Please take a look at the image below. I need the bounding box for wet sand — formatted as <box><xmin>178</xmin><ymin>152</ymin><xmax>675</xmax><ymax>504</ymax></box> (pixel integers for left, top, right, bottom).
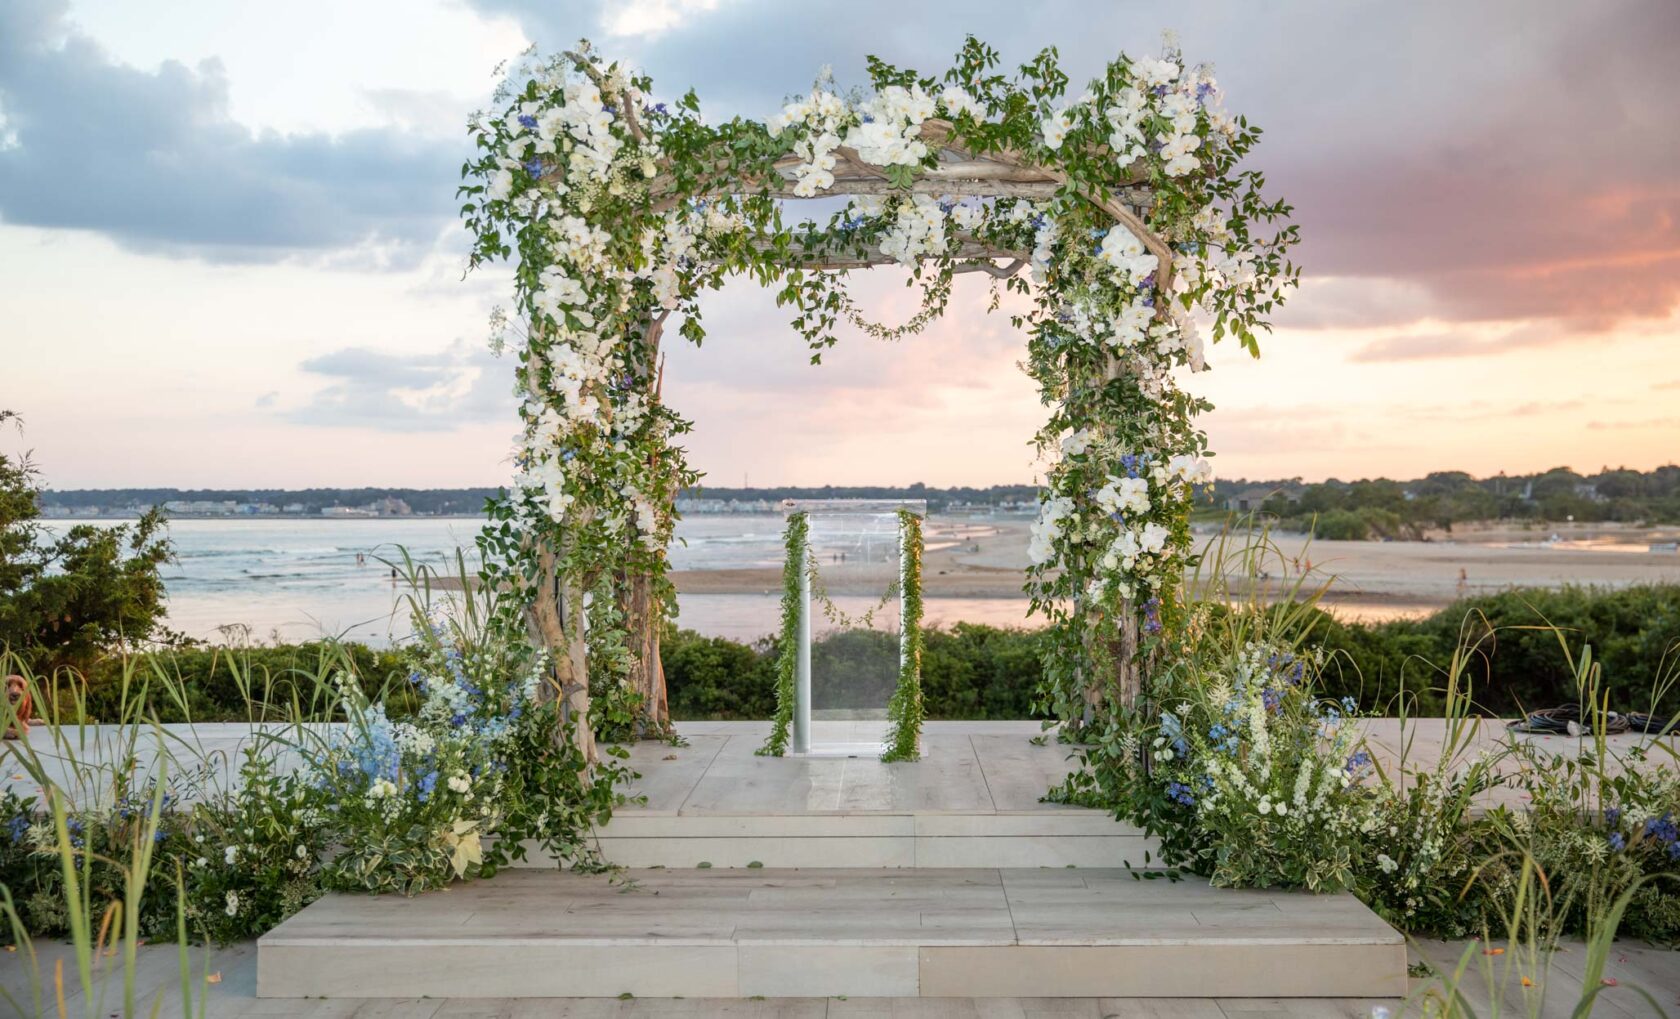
<box><xmin>673</xmin><ymin>516</ymin><xmax>1680</xmax><ymax>615</ymax></box>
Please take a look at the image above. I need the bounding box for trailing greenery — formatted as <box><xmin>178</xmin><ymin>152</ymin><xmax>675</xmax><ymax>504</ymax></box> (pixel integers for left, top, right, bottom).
<box><xmin>758</xmin><ymin>512</ymin><xmax>807</xmax><ymax>755</ymax></box>
<box><xmin>882</xmin><ymin>510</ymin><xmax>925</xmax><ymax>761</ymax></box>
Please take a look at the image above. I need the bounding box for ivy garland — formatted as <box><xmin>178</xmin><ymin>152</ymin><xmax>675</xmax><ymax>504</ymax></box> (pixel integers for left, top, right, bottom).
<box><xmin>882</xmin><ymin>509</ymin><xmax>925</xmax><ymax>762</ymax></box>
<box><xmin>460</xmin><ymin>35</ymin><xmax>1297</xmax><ymax>759</ymax></box>
<box><xmin>758</xmin><ymin>511</ymin><xmax>807</xmax><ymax>756</ymax></box>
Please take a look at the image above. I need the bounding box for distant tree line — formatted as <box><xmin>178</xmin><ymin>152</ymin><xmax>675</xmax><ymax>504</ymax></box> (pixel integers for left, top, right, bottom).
<box><xmin>40</xmin><ymin>487</ymin><xmax>506</xmax><ymax>516</ymax></box>
<box><xmin>1211</xmin><ymin>465</ymin><xmax>1680</xmax><ymax>539</ymax></box>
<box><xmin>41</xmin><ymin>483</ymin><xmax>1044</xmax><ymax>516</ymax></box>
<box><xmin>38</xmin><ymin>464</ymin><xmax>1680</xmax><ymax>532</ymax></box>
<box><xmin>680</xmin><ymin>482</ymin><xmax>1042</xmax><ymax>512</ymax></box>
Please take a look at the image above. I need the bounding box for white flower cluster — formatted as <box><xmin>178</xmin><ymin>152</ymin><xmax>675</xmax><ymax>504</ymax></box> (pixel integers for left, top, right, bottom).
<box><xmin>1097</xmin><ymin>224</ymin><xmax>1158</xmax><ymax>282</ymax></box>
<box><xmin>1028</xmin><ymin>494</ymin><xmax>1075</xmax><ymax>565</ymax></box>
<box><xmin>768</xmin><ymin>87</ymin><xmax>848</xmax><ymax>196</ymax></box>
<box><xmin>845</xmin><ymin>84</ymin><xmax>936</xmax><ymax>167</ymax></box>
<box><xmin>1039</xmin><ymin>107</ymin><xmax>1073</xmax><ymax>150</ymax></box>
<box><xmin>1095</xmin><ymin>475</ymin><xmax>1151</xmax><ymax>517</ymax></box>
<box><xmin>861</xmin><ymin>194</ymin><xmax>950</xmax><ymax>266</ymax></box>
<box><xmin>1105</xmin><ymin>86</ymin><xmax>1149</xmax><ymax>166</ymax></box>
<box><xmin>492</xmin><ymin>79</ymin><xmax>625</xmax><ymax>203</ymax></box>
<box><xmin>1101</xmin><ymin>522</ymin><xmax>1171</xmax><ymax>599</ymax></box>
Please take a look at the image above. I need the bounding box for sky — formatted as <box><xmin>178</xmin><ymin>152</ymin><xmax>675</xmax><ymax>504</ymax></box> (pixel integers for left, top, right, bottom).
<box><xmin>2</xmin><ymin>0</ymin><xmax>1677</xmax><ymax>490</ymax></box>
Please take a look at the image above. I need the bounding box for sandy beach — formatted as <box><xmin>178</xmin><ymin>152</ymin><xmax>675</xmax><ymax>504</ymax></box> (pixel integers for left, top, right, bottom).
<box><xmin>673</xmin><ymin>516</ymin><xmax>1680</xmax><ymax>620</ymax></box>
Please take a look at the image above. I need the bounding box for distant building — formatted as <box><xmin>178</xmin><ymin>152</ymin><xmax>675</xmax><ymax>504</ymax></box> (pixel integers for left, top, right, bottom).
<box><xmin>163</xmin><ymin>500</ymin><xmax>239</xmax><ymax>516</ymax></box>
<box><xmin>367</xmin><ymin>497</ymin><xmax>413</xmax><ymax>516</ymax></box>
<box><xmin>321</xmin><ymin>506</ymin><xmax>377</xmax><ymax>518</ymax></box>
<box><xmin>675</xmin><ymin>498</ymin><xmax>776</xmax><ymax>514</ymax></box>
<box><xmin>1226</xmin><ymin>487</ymin><xmax>1283</xmax><ymax>513</ymax></box>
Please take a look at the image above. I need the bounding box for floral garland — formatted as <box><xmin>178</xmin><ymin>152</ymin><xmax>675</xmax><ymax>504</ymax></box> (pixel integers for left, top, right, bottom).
<box><xmin>460</xmin><ymin>36</ymin><xmax>1296</xmax><ymax>751</ymax></box>
<box><xmin>882</xmin><ymin>509</ymin><xmax>925</xmax><ymax>762</ymax></box>
<box><xmin>759</xmin><ymin>511</ymin><xmax>807</xmax><ymax>756</ymax></box>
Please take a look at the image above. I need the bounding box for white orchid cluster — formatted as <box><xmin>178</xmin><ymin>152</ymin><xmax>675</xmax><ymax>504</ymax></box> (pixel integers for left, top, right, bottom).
<box><xmin>1097</xmin><ymin>224</ymin><xmax>1159</xmax><ymax>282</ymax></box>
<box><xmin>769</xmin><ymin>85</ymin><xmax>848</xmax><ymax>196</ymax></box>
<box><xmin>853</xmin><ymin>193</ymin><xmax>952</xmax><ymax>266</ymax></box>
<box><xmin>771</xmin><ymin>82</ymin><xmax>985</xmax><ymax>199</ymax></box>
<box><xmin>847</xmin><ymin>84</ymin><xmax>937</xmax><ymax>167</ymax></box>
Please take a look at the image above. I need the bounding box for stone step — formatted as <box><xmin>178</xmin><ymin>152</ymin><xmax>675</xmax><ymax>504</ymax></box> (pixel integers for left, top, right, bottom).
<box><xmin>507</xmin><ymin>809</ymin><xmax>1161</xmax><ymax>869</ymax></box>
<box><xmin>257</xmin><ymin>868</ymin><xmax>1408</xmax><ymax>999</ymax></box>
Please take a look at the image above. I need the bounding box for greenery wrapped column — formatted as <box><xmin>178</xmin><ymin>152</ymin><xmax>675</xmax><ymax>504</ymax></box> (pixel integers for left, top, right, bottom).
<box><xmin>759</xmin><ymin>507</ymin><xmax>924</xmax><ymax>760</ymax></box>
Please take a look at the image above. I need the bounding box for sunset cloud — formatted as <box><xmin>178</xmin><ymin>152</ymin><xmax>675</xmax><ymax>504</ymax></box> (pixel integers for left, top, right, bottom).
<box><xmin>1</xmin><ymin>0</ymin><xmax>1675</xmax><ymax>488</ymax></box>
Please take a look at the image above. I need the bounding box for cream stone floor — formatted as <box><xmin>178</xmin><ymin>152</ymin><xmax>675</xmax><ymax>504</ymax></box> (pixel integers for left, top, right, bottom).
<box><xmin>4</xmin><ymin>935</ymin><xmax>1677</xmax><ymax>1017</ymax></box>
<box><xmin>254</xmin><ymin>868</ymin><xmax>1407</xmax><ymax>999</ymax></box>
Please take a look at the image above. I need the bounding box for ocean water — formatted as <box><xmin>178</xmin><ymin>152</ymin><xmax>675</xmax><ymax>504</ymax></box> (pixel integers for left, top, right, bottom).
<box><xmin>43</xmin><ymin>516</ymin><xmax>1034</xmax><ymax>645</ymax></box>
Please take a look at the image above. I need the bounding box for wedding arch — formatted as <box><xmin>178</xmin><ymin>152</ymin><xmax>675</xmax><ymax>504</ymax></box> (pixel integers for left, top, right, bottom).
<box><xmin>459</xmin><ymin>36</ymin><xmax>1297</xmax><ymax>763</ymax></box>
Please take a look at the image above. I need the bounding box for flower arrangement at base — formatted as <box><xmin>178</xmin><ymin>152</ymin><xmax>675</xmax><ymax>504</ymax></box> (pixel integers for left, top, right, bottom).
<box><xmin>1122</xmin><ymin>640</ymin><xmax>1378</xmax><ymax>893</ymax></box>
<box><xmin>1478</xmin><ymin>744</ymin><xmax>1680</xmax><ymax>946</ymax></box>
<box><xmin>184</xmin><ymin>746</ymin><xmax>329</xmax><ymax>943</ymax></box>
<box><xmin>306</xmin><ymin>611</ymin><xmax>618</xmax><ymax>896</ymax></box>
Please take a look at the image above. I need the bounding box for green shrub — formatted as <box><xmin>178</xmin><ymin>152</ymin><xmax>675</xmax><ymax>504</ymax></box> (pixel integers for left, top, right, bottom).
<box><xmin>1312</xmin><ymin>585</ymin><xmax>1680</xmax><ymax>716</ymax></box>
<box><xmin>52</xmin><ymin>642</ymin><xmax>415</xmax><ymax>724</ymax></box>
<box><xmin>662</xmin><ymin>623</ymin><xmax>1048</xmax><ymax>722</ymax></box>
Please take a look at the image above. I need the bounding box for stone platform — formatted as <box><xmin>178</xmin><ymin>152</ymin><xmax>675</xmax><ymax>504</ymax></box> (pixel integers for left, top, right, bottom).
<box><xmin>554</xmin><ymin>721</ymin><xmax>1157</xmax><ymax>870</ymax></box>
<box><xmin>259</xmin><ymin>722</ymin><xmax>1408</xmax><ymax>1000</ymax></box>
<box><xmin>257</xmin><ymin>868</ymin><xmax>1407</xmax><ymax>999</ymax></box>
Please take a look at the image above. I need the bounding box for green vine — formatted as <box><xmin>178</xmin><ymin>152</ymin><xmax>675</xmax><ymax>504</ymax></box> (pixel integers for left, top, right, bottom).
<box><xmin>882</xmin><ymin>509</ymin><xmax>925</xmax><ymax>762</ymax></box>
<box><xmin>758</xmin><ymin>511</ymin><xmax>807</xmax><ymax>756</ymax></box>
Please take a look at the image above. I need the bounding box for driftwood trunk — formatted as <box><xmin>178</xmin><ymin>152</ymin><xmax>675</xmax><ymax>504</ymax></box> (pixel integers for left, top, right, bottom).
<box><xmin>620</xmin><ymin>309</ymin><xmax>673</xmax><ymax>736</ymax></box>
<box><xmin>1087</xmin><ymin>352</ymin><xmax>1145</xmax><ymax>716</ymax></box>
<box><xmin>620</xmin><ymin>569</ymin><xmax>669</xmax><ymax>734</ymax></box>
<box><xmin>528</xmin><ymin>539</ymin><xmax>598</xmax><ymax>766</ymax></box>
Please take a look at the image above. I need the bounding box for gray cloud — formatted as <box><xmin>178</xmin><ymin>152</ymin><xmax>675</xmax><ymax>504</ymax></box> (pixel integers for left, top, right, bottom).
<box><xmin>289</xmin><ymin>341</ymin><xmax>513</xmax><ymax>431</ymax></box>
<box><xmin>0</xmin><ymin>0</ymin><xmax>464</xmax><ymax>264</ymax></box>
<box><xmin>475</xmin><ymin>0</ymin><xmax>1680</xmax><ymax>339</ymax></box>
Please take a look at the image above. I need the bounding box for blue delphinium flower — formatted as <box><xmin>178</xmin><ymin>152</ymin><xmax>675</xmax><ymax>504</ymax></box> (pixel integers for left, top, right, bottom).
<box><xmin>351</xmin><ymin>709</ymin><xmax>401</xmax><ymax>783</ymax></box>
<box><xmin>1164</xmin><ymin>782</ymin><xmax>1195</xmax><ymax>807</ymax></box>
<box><xmin>1609</xmin><ymin>832</ymin><xmax>1626</xmax><ymax>852</ymax></box>
<box><xmin>1142</xmin><ymin>598</ymin><xmax>1163</xmax><ymax>635</ymax></box>
<box><xmin>517</xmin><ymin>114</ymin><xmax>538</xmax><ymax>129</ymax></box>
<box><xmin>1345</xmin><ymin>749</ymin><xmax>1373</xmax><ymax>774</ymax></box>
<box><xmin>1605</xmin><ymin>806</ymin><xmax>1622</xmax><ymax>825</ymax></box>
<box><xmin>1644</xmin><ymin>813</ymin><xmax>1677</xmax><ymax>847</ymax></box>
<box><xmin>1159</xmin><ymin>712</ymin><xmax>1187</xmax><ymax>755</ymax></box>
